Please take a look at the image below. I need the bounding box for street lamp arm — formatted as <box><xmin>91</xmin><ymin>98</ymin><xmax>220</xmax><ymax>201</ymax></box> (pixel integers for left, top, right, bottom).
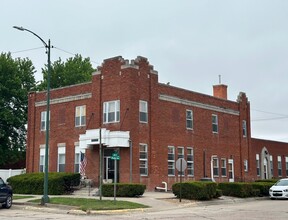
<box><xmin>13</xmin><ymin>26</ymin><xmax>48</xmax><ymax>48</ymax></box>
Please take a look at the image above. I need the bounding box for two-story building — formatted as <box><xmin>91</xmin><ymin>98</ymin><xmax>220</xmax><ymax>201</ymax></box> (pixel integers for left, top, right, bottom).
<box><xmin>26</xmin><ymin>56</ymin><xmax>288</xmax><ymax>190</ymax></box>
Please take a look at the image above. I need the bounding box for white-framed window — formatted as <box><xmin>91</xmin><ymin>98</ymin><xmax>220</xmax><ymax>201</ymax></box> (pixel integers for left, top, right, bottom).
<box><xmin>242</xmin><ymin>120</ymin><xmax>247</xmax><ymax>137</ymax></box>
<box><xmin>270</xmin><ymin>155</ymin><xmax>273</xmax><ymax>177</ymax></box>
<box><xmin>75</xmin><ymin>105</ymin><xmax>86</xmax><ymax>127</ymax></box>
<box><xmin>103</xmin><ymin>100</ymin><xmax>120</xmax><ymax>123</ymax></box>
<box><xmin>74</xmin><ymin>144</ymin><xmax>80</xmax><ymax>173</ymax></box>
<box><xmin>186</xmin><ymin>110</ymin><xmax>193</xmax><ymax>129</ymax></box>
<box><xmin>57</xmin><ymin>145</ymin><xmax>66</xmax><ymax>172</ymax></box>
<box><xmin>256</xmin><ymin>154</ymin><xmax>260</xmax><ymax>176</ymax></box>
<box><xmin>39</xmin><ymin>145</ymin><xmax>49</xmax><ymax>172</ymax></box>
<box><xmin>286</xmin><ymin>156</ymin><xmax>288</xmax><ymax>177</ymax></box>
<box><xmin>168</xmin><ymin>146</ymin><xmax>175</xmax><ymax>176</ymax></box>
<box><xmin>139</xmin><ymin>143</ymin><xmax>148</xmax><ymax>176</ymax></box>
<box><xmin>187</xmin><ymin>147</ymin><xmax>194</xmax><ymax>176</ymax></box>
<box><xmin>221</xmin><ymin>158</ymin><xmax>227</xmax><ymax>176</ymax></box>
<box><xmin>39</xmin><ymin>147</ymin><xmax>45</xmax><ymax>172</ymax></box>
<box><xmin>178</xmin><ymin>147</ymin><xmax>184</xmax><ymax>175</ymax></box>
<box><xmin>139</xmin><ymin>100</ymin><xmax>148</xmax><ymax>123</ymax></box>
<box><xmin>278</xmin><ymin>156</ymin><xmax>282</xmax><ymax>177</ymax></box>
<box><xmin>41</xmin><ymin>111</ymin><xmax>50</xmax><ymax>131</ymax></box>
<box><xmin>244</xmin><ymin>159</ymin><xmax>248</xmax><ymax>172</ymax></box>
<box><xmin>177</xmin><ymin>147</ymin><xmax>184</xmax><ymax>159</ymax></box>
<box><xmin>213</xmin><ymin>157</ymin><xmax>219</xmax><ymax>176</ymax></box>
<box><xmin>212</xmin><ymin>114</ymin><xmax>218</xmax><ymax>133</ymax></box>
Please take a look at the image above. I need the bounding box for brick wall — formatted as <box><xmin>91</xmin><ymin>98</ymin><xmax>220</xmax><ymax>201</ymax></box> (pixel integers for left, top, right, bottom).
<box><xmin>26</xmin><ymin>55</ymin><xmax>288</xmax><ymax>191</ymax></box>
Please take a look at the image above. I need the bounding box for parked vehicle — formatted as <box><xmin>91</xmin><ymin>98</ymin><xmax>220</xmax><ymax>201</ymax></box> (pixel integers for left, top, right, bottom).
<box><xmin>269</xmin><ymin>178</ymin><xmax>288</xmax><ymax>199</ymax></box>
<box><xmin>0</xmin><ymin>177</ymin><xmax>12</xmax><ymax>208</ymax></box>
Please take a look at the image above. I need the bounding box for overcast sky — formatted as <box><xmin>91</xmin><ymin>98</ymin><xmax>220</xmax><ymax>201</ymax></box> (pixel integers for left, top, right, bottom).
<box><xmin>2</xmin><ymin>0</ymin><xmax>288</xmax><ymax>142</ymax></box>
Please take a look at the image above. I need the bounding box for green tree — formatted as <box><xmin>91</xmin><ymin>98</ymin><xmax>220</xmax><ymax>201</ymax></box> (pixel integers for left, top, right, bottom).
<box><xmin>37</xmin><ymin>54</ymin><xmax>94</xmax><ymax>90</ymax></box>
<box><xmin>0</xmin><ymin>53</ymin><xmax>36</xmax><ymax>167</ymax></box>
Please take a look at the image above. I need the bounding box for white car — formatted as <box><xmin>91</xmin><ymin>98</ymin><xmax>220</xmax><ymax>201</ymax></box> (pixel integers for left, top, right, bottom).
<box><xmin>269</xmin><ymin>178</ymin><xmax>288</xmax><ymax>199</ymax></box>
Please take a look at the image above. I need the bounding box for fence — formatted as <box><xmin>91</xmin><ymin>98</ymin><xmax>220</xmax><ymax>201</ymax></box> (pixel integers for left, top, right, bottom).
<box><xmin>0</xmin><ymin>169</ymin><xmax>26</xmax><ymax>183</ymax></box>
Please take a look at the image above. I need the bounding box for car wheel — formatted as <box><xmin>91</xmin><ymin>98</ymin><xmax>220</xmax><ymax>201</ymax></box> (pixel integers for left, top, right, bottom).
<box><xmin>270</xmin><ymin>197</ymin><xmax>276</xmax><ymax>200</ymax></box>
<box><xmin>3</xmin><ymin>195</ymin><xmax>12</xmax><ymax>209</ymax></box>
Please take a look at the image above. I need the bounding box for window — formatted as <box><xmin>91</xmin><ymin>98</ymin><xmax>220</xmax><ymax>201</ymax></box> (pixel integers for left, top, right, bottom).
<box><xmin>221</xmin><ymin>158</ymin><xmax>227</xmax><ymax>176</ymax></box>
<box><xmin>256</xmin><ymin>154</ymin><xmax>260</xmax><ymax>176</ymax></box>
<box><xmin>278</xmin><ymin>156</ymin><xmax>282</xmax><ymax>177</ymax></box>
<box><xmin>57</xmin><ymin>145</ymin><xmax>66</xmax><ymax>172</ymax></box>
<box><xmin>178</xmin><ymin>147</ymin><xmax>184</xmax><ymax>159</ymax></box>
<box><xmin>212</xmin><ymin>114</ymin><xmax>218</xmax><ymax>133</ymax></box>
<box><xmin>41</xmin><ymin>111</ymin><xmax>50</xmax><ymax>131</ymax></box>
<box><xmin>139</xmin><ymin>101</ymin><xmax>148</xmax><ymax>123</ymax></box>
<box><xmin>270</xmin><ymin>155</ymin><xmax>273</xmax><ymax>177</ymax></box>
<box><xmin>178</xmin><ymin>147</ymin><xmax>184</xmax><ymax>175</ymax></box>
<box><xmin>186</xmin><ymin>110</ymin><xmax>193</xmax><ymax>129</ymax></box>
<box><xmin>39</xmin><ymin>147</ymin><xmax>45</xmax><ymax>172</ymax></box>
<box><xmin>168</xmin><ymin>146</ymin><xmax>175</xmax><ymax>176</ymax></box>
<box><xmin>244</xmin><ymin>159</ymin><xmax>248</xmax><ymax>172</ymax></box>
<box><xmin>242</xmin><ymin>120</ymin><xmax>247</xmax><ymax>137</ymax></box>
<box><xmin>74</xmin><ymin>145</ymin><xmax>80</xmax><ymax>173</ymax></box>
<box><xmin>286</xmin><ymin>157</ymin><xmax>288</xmax><ymax>177</ymax></box>
<box><xmin>139</xmin><ymin>144</ymin><xmax>148</xmax><ymax>176</ymax></box>
<box><xmin>187</xmin><ymin>148</ymin><xmax>194</xmax><ymax>176</ymax></box>
<box><xmin>213</xmin><ymin>157</ymin><xmax>219</xmax><ymax>176</ymax></box>
<box><xmin>39</xmin><ymin>145</ymin><xmax>49</xmax><ymax>172</ymax></box>
<box><xmin>75</xmin><ymin>105</ymin><xmax>86</xmax><ymax>127</ymax></box>
<box><xmin>103</xmin><ymin>100</ymin><xmax>120</xmax><ymax>123</ymax></box>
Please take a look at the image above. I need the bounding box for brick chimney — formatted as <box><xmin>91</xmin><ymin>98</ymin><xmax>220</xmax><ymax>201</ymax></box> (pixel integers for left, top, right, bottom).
<box><xmin>213</xmin><ymin>84</ymin><xmax>228</xmax><ymax>100</ymax></box>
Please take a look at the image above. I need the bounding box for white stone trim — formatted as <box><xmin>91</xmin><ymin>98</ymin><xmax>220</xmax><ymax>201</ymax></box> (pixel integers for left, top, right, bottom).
<box><xmin>35</xmin><ymin>93</ymin><xmax>92</xmax><ymax>107</ymax></box>
<box><xmin>159</xmin><ymin>94</ymin><xmax>239</xmax><ymax>116</ymax></box>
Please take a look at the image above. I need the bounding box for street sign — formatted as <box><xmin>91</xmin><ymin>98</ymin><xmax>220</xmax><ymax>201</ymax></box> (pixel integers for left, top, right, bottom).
<box><xmin>176</xmin><ymin>158</ymin><xmax>187</xmax><ymax>171</ymax></box>
<box><xmin>111</xmin><ymin>152</ymin><xmax>120</xmax><ymax>160</ymax></box>
<box><xmin>175</xmin><ymin>158</ymin><xmax>187</xmax><ymax>203</ymax></box>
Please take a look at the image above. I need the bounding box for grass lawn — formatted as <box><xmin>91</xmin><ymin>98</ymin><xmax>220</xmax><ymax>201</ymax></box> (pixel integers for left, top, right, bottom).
<box><xmin>13</xmin><ymin>195</ymin><xmax>35</xmax><ymax>200</ymax></box>
<box><xmin>29</xmin><ymin>197</ymin><xmax>149</xmax><ymax>211</ymax></box>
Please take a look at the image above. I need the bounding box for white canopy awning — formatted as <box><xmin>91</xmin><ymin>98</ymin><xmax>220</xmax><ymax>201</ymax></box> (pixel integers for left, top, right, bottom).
<box><xmin>79</xmin><ymin>128</ymin><xmax>130</xmax><ymax>149</ymax></box>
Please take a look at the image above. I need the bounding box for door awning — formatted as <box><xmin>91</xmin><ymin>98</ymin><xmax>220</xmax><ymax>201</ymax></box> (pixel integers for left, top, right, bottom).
<box><xmin>79</xmin><ymin>128</ymin><xmax>130</xmax><ymax>149</ymax></box>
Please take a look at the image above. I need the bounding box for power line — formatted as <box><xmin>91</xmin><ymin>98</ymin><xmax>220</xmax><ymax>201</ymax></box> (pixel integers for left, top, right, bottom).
<box><xmin>251</xmin><ymin>108</ymin><xmax>288</xmax><ymax>117</ymax></box>
<box><xmin>251</xmin><ymin>108</ymin><xmax>288</xmax><ymax>122</ymax></box>
<box><xmin>252</xmin><ymin>116</ymin><xmax>288</xmax><ymax>122</ymax></box>
<box><xmin>10</xmin><ymin>46</ymin><xmax>45</xmax><ymax>54</ymax></box>
<box><xmin>53</xmin><ymin>46</ymin><xmax>100</xmax><ymax>65</ymax></box>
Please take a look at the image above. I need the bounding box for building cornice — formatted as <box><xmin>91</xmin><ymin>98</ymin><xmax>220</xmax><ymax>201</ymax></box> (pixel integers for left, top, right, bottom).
<box><xmin>35</xmin><ymin>93</ymin><xmax>92</xmax><ymax>107</ymax></box>
<box><xmin>159</xmin><ymin>94</ymin><xmax>239</xmax><ymax>116</ymax></box>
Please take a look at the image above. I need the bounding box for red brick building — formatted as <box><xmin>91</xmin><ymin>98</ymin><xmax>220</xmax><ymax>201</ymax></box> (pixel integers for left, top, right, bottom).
<box><xmin>26</xmin><ymin>56</ymin><xmax>288</xmax><ymax>190</ymax></box>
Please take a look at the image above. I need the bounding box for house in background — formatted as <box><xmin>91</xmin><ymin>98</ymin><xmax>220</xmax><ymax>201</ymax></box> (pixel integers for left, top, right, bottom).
<box><xmin>26</xmin><ymin>56</ymin><xmax>288</xmax><ymax>190</ymax></box>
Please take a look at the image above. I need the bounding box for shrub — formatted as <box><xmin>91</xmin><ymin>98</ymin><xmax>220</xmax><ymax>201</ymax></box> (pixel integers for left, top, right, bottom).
<box><xmin>255</xmin><ymin>179</ymin><xmax>278</xmax><ymax>183</ymax></box>
<box><xmin>102</xmin><ymin>183</ymin><xmax>146</xmax><ymax>197</ymax></box>
<box><xmin>218</xmin><ymin>182</ymin><xmax>255</xmax><ymax>198</ymax></box>
<box><xmin>172</xmin><ymin>181</ymin><xmax>218</xmax><ymax>200</ymax></box>
<box><xmin>7</xmin><ymin>172</ymin><xmax>80</xmax><ymax>195</ymax></box>
<box><xmin>251</xmin><ymin>182</ymin><xmax>274</xmax><ymax>196</ymax></box>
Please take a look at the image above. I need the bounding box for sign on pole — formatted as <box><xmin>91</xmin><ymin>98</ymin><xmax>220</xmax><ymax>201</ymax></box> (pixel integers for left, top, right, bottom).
<box><xmin>175</xmin><ymin>158</ymin><xmax>187</xmax><ymax>202</ymax></box>
<box><xmin>111</xmin><ymin>151</ymin><xmax>120</xmax><ymax>202</ymax></box>
<box><xmin>176</xmin><ymin>158</ymin><xmax>187</xmax><ymax>172</ymax></box>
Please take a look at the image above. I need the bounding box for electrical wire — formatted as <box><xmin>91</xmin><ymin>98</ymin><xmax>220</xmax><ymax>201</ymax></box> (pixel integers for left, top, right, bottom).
<box><xmin>251</xmin><ymin>108</ymin><xmax>288</xmax><ymax>122</ymax></box>
<box><xmin>10</xmin><ymin>46</ymin><xmax>45</xmax><ymax>54</ymax></box>
<box><xmin>53</xmin><ymin>46</ymin><xmax>99</xmax><ymax>65</ymax></box>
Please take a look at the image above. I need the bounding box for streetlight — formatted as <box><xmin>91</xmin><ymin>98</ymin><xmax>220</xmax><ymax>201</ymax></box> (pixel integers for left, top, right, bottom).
<box><xmin>13</xmin><ymin>26</ymin><xmax>51</xmax><ymax>205</ymax></box>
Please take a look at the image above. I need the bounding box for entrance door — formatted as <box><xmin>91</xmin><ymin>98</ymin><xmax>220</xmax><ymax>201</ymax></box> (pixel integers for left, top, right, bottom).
<box><xmin>103</xmin><ymin>149</ymin><xmax>119</xmax><ymax>183</ymax></box>
<box><xmin>104</xmin><ymin>157</ymin><xmax>114</xmax><ymax>183</ymax></box>
<box><xmin>264</xmin><ymin>158</ymin><xmax>268</xmax><ymax>179</ymax></box>
<box><xmin>228</xmin><ymin>159</ymin><xmax>234</xmax><ymax>182</ymax></box>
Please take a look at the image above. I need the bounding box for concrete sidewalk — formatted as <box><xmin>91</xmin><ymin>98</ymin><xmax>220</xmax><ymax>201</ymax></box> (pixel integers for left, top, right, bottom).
<box><xmin>13</xmin><ymin>189</ymin><xmax>268</xmax><ymax>215</ymax></box>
